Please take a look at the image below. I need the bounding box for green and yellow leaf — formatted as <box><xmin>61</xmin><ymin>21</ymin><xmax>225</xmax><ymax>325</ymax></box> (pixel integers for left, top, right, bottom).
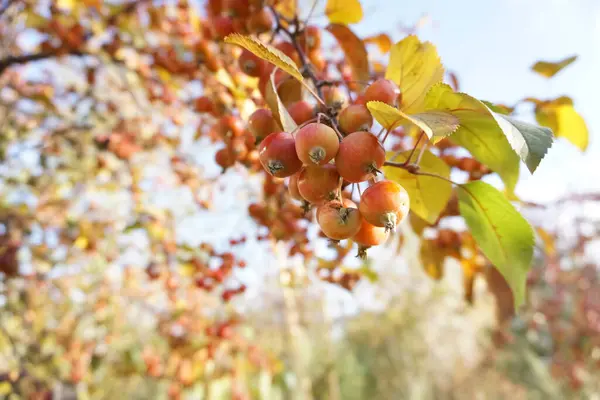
<box><xmin>386</xmin><ymin>35</ymin><xmax>444</xmax><ymax>114</ymax></box>
<box><xmin>384</xmin><ymin>150</ymin><xmax>452</xmax><ymax>224</ymax></box>
<box><xmin>224</xmin><ymin>34</ymin><xmax>303</xmax><ymax>83</ymax></box>
<box><xmin>424</xmin><ymin>84</ymin><xmax>520</xmax><ymax>191</ymax></box>
<box><xmin>325</xmin><ymin>0</ymin><xmax>363</xmax><ymax>25</ymax></box>
<box><xmin>420</xmin><ymin>239</ymin><xmax>446</xmax><ymax>280</ymax></box>
<box><xmin>531</xmin><ymin>55</ymin><xmax>577</xmax><ymax>78</ymax></box>
<box><xmin>458</xmin><ymin>181</ymin><xmax>534</xmax><ymax>308</ymax></box>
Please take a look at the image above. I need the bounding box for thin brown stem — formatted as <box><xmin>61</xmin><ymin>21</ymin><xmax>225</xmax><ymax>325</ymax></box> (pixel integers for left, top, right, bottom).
<box><xmin>390</xmin><ymin>130</ymin><xmax>425</xmax><ymax>164</ymax></box>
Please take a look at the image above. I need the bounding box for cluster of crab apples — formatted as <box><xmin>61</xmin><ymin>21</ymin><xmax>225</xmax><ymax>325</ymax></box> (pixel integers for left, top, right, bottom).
<box><xmin>249</xmin><ymin>79</ymin><xmax>411</xmax><ymax>257</ymax></box>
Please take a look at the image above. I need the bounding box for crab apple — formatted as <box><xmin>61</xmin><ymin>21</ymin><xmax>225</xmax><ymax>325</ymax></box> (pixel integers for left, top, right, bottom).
<box><xmin>359</xmin><ymin>180</ymin><xmax>410</xmax><ymax>231</ymax></box>
<box><xmin>338</xmin><ymin>104</ymin><xmax>373</xmax><ymax>134</ymax></box>
<box><xmin>299</xmin><ymin>26</ymin><xmax>321</xmax><ymax>51</ymax></box>
<box><xmin>238</xmin><ymin>49</ymin><xmax>265</xmax><ymax>77</ymax></box>
<box><xmin>297</xmin><ymin>164</ymin><xmax>340</xmax><ymax>204</ymax></box>
<box><xmin>211</xmin><ymin>15</ymin><xmax>235</xmax><ymax>39</ymax></box>
<box><xmin>249</xmin><ymin>109</ymin><xmax>278</xmax><ymax>140</ymax></box>
<box><xmin>335</xmin><ymin>131</ymin><xmax>385</xmax><ymax>182</ymax></box>
<box><xmin>275</xmin><ymin>41</ymin><xmax>301</xmax><ymax>66</ymax></box>
<box><xmin>195</xmin><ymin>96</ymin><xmax>215</xmax><ymax>114</ymax></box>
<box><xmin>258</xmin><ymin>132</ymin><xmax>302</xmax><ymax>177</ymax></box>
<box><xmin>206</xmin><ymin>0</ymin><xmax>223</xmax><ymax>16</ymax></box>
<box><xmin>295</xmin><ymin>123</ymin><xmax>339</xmax><ymax>165</ymax></box>
<box><xmin>288</xmin><ymin>173</ymin><xmax>303</xmax><ymax>201</ymax></box>
<box><xmin>287</xmin><ymin>100</ymin><xmax>316</xmax><ymax>125</ymax></box>
<box><xmin>217</xmin><ymin>115</ymin><xmax>245</xmax><ymax>138</ymax></box>
<box><xmin>215</xmin><ymin>147</ymin><xmax>235</xmax><ymax>169</ymax></box>
<box><xmin>322</xmin><ymin>86</ymin><xmax>348</xmax><ymax>109</ymax></box>
<box><xmin>308</xmin><ymin>50</ymin><xmax>326</xmax><ymax>72</ymax></box>
<box><xmin>364</xmin><ymin>78</ymin><xmax>399</xmax><ymax>106</ymax></box>
<box><xmin>223</xmin><ymin>0</ymin><xmax>250</xmax><ymax>17</ymax></box>
<box><xmin>353</xmin><ymin>218</ymin><xmax>388</xmax><ymax>258</ymax></box>
<box><xmin>317</xmin><ymin>201</ymin><xmax>362</xmax><ymax>240</ymax></box>
<box><xmin>247</xmin><ymin>7</ymin><xmax>273</xmax><ymax>33</ymax></box>
<box><xmin>229</xmin><ymin>137</ymin><xmax>248</xmax><ymax>160</ymax></box>
<box><xmin>197</xmin><ymin>40</ymin><xmax>222</xmax><ymax>72</ymax></box>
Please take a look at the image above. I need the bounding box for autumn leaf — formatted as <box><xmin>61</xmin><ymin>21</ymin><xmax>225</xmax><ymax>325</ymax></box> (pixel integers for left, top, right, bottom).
<box><xmin>363</xmin><ymin>34</ymin><xmax>392</xmax><ymax>53</ymax></box>
<box><xmin>366</xmin><ymin>101</ymin><xmax>404</xmax><ymax>130</ymax></box>
<box><xmin>458</xmin><ymin>181</ymin><xmax>534</xmax><ymax>308</ymax></box>
<box><xmin>385</xmin><ymin>35</ymin><xmax>444</xmax><ymax>114</ymax></box>
<box><xmin>420</xmin><ymin>239</ymin><xmax>445</xmax><ymax>280</ymax></box>
<box><xmin>326</xmin><ymin>0</ymin><xmax>363</xmax><ymax>25</ymax></box>
<box><xmin>326</xmin><ymin>24</ymin><xmax>370</xmax><ymax>87</ymax></box>
<box><xmin>275</xmin><ymin>0</ymin><xmax>297</xmax><ymax>20</ymax></box>
<box><xmin>531</xmin><ymin>55</ymin><xmax>577</xmax><ymax>78</ymax></box>
<box><xmin>224</xmin><ymin>34</ymin><xmax>304</xmax><ymax>83</ymax></box>
<box><xmin>384</xmin><ymin>150</ymin><xmax>452</xmax><ymax>224</ymax></box>
<box><xmin>535</xmin><ymin>97</ymin><xmax>588</xmax><ymax>151</ymax></box>
<box><xmin>265</xmin><ymin>69</ymin><xmax>297</xmax><ymax>132</ymax></box>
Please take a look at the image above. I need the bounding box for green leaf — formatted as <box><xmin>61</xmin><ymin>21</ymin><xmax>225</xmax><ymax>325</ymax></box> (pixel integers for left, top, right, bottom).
<box><xmin>384</xmin><ymin>151</ymin><xmax>452</xmax><ymax>224</ymax></box>
<box><xmin>458</xmin><ymin>181</ymin><xmax>534</xmax><ymax>308</ymax></box>
<box><xmin>531</xmin><ymin>55</ymin><xmax>577</xmax><ymax>78</ymax></box>
<box><xmin>490</xmin><ymin>112</ymin><xmax>554</xmax><ymax>173</ymax></box>
<box><xmin>386</xmin><ymin>35</ymin><xmax>444</xmax><ymax>114</ymax></box>
<box><xmin>425</xmin><ymin>84</ymin><xmax>520</xmax><ymax>192</ymax></box>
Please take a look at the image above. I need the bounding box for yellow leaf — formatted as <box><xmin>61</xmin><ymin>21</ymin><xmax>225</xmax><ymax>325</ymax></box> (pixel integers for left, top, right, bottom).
<box><xmin>420</xmin><ymin>239</ymin><xmax>445</xmax><ymax>280</ymax></box>
<box><xmin>366</xmin><ymin>101</ymin><xmax>404</xmax><ymax>130</ymax></box>
<box><xmin>386</xmin><ymin>35</ymin><xmax>444</xmax><ymax>114</ymax></box>
<box><xmin>326</xmin><ymin>0</ymin><xmax>363</xmax><ymax>25</ymax></box>
<box><xmin>531</xmin><ymin>55</ymin><xmax>577</xmax><ymax>78</ymax></box>
<box><xmin>275</xmin><ymin>0</ymin><xmax>297</xmax><ymax>20</ymax></box>
<box><xmin>364</xmin><ymin>34</ymin><xmax>392</xmax><ymax>53</ymax></box>
<box><xmin>224</xmin><ymin>34</ymin><xmax>304</xmax><ymax>83</ymax></box>
<box><xmin>215</xmin><ymin>68</ymin><xmax>245</xmax><ymax>99</ymax></box>
<box><xmin>57</xmin><ymin>0</ymin><xmax>75</xmax><ymax>11</ymax></box>
<box><xmin>326</xmin><ymin>24</ymin><xmax>370</xmax><ymax>87</ymax></box>
<box><xmin>384</xmin><ymin>151</ymin><xmax>452</xmax><ymax>224</ymax></box>
<box><xmin>74</xmin><ymin>236</ymin><xmax>89</xmax><ymax>250</ymax></box>
<box><xmin>265</xmin><ymin>69</ymin><xmax>298</xmax><ymax>133</ymax></box>
<box><xmin>536</xmin><ymin>99</ymin><xmax>588</xmax><ymax>151</ymax></box>
<box><xmin>367</xmin><ymin>101</ymin><xmax>459</xmax><ymax>141</ymax></box>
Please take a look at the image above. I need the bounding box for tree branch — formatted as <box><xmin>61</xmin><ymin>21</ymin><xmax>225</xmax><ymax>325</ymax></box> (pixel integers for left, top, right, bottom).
<box><xmin>0</xmin><ymin>49</ymin><xmax>86</xmax><ymax>76</ymax></box>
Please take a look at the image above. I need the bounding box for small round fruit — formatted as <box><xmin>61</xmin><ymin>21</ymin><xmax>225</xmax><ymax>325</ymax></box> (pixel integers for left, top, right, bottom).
<box><xmin>299</xmin><ymin>26</ymin><xmax>321</xmax><ymax>51</ymax></box>
<box><xmin>211</xmin><ymin>15</ymin><xmax>235</xmax><ymax>39</ymax></box>
<box><xmin>335</xmin><ymin>131</ymin><xmax>385</xmax><ymax>182</ymax></box>
<box><xmin>195</xmin><ymin>96</ymin><xmax>215</xmax><ymax>114</ymax></box>
<box><xmin>215</xmin><ymin>147</ymin><xmax>235</xmax><ymax>169</ymax></box>
<box><xmin>359</xmin><ymin>180</ymin><xmax>409</xmax><ymax>231</ymax></box>
<box><xmin>322</xmin><ymin>86</ymin><xmax>348</xmax><ymax>109</ymax></box>
<box><xmin>238</xmin><ymin>49</ymin><xmax>265</xmax><ymax>77</ymax></box>
<box><xmin>223</xmin><ymin>0</ymin><xmax>250</xmax><ymax>17</ymax></box>
<box><xmin>297</xmin><ymin>164</ymin><xmax>340</xmax><ymax>204</ymax></box>
<box><xmin>247</xmin><ymin>7</ymin><xmax>274</xmax><ymax>33</ymax></box>
<box><xmin>317</xmin><ymin>201</ymin><xmax>362</xmax><ymax>240</ymax></box>
<box><xmin>338</xmin><ymin>104</ymin><xmax>373</xmax><ymax>134</ymax></box>
<box><xmin>352</xmin><ymin>217</ymin><xmax>388</xmax><ymax>258</ymax></box>
<box><xmin>288</xmin><ymin>173</ymin><xmax>303</xmax><ymax>201</ymax></box>
<box><xmin>364</xmin><ymin>78</ymin><xmax>399</xmax><ymax>106</ymax></box>
<box><xmin>249</xmin><ymin>109</ymin><xmax>278</xmax><ymax>140</ymax></box>
<box><xmin>295</xmin><ymin>123</ymin><xmax>339</xmax><ymax>165</ymax></box>
<box><xmin>258</xmin><ymin>132</ymin><xmax>302</xmax><ymax>177</ymax></box>
<box><xmin>287</xmin><ymin>100</ymin><xmax>316</xmax><ymax>125</ymax></box>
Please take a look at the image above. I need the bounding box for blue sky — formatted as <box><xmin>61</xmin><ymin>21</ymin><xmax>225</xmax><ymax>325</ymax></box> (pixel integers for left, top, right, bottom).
<box><xmin>320</xmin><ymin>0</ymin><xmax>600</xmax><ymax>202</ymax></box>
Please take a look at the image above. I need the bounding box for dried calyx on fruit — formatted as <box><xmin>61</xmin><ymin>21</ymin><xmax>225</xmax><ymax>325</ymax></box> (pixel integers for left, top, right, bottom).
<box><xmin>258</xmin><ymin>131</ymin><xmax>302</xmax><ymax>178</ymax></box>
<box><xmin>295</xmin><ymin>122</ymin><xmax>339</xmax><ymax>165</ymax></box>
<box><xmin>359</xmin><ymin>180</ymin><xmax>410</xmax><ymax>232</ymax></box>
<box><xmin>336</xmin><ymin>131</ymin><xmax>385</xmax><ymax>183</ymax></box>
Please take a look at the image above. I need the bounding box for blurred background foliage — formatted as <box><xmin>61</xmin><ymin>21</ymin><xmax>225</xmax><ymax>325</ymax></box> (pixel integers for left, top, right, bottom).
<box><xmin>0</xmin><ymin>0</ymin><xmax>598</xmax><ymax>399</ymax></box>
